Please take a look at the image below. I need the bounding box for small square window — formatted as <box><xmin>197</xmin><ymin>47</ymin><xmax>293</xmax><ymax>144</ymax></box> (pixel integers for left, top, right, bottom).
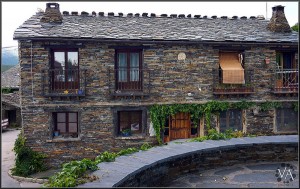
<box><xmin>276</xmin><ymin>108</ymin><xmax>298</xmax><ymax>133</ymax></box>
<box><xmin>118</xmin><ymin>111</ymin><xmax>142</xmax><ymax>136</ymax></box>
<box><xmin>53</xmin><ymin>112</ymin><xmax>78</xmax><ymax>138</ymax></box>
<box><xmin>219</xmin><ymin>109</ymin><xmax>242</xmax><ymax>132</ymax></box>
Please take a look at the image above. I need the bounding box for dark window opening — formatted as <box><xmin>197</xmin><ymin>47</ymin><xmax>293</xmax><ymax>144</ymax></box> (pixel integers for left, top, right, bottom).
<box><xmin>276</xmin><ymin>108</ymin><xmax>298</xmax><ymax>132</ymax></box>
<box><xmin>118</xmin><ymin>111</ymin><xmax>142</xmax><ymax>135</ymax></box>
<box><xmin>115</xmin><ymin>50</ymin><xmax>142</xmax><ymax>91</ymax></box>
<box><xmin>51</xmin><ymin>49</ymin><xmax>79</xmax><ymax>91</ymax></box>
<box><xmin>219</xmin><ymin>109</ymin><xmax>242</xmax><ymax>132</ymax></box>
<box><xmin>53</xmin><ymin>112</ymin><xmax>78</xmax><ymax>138</ymax></box>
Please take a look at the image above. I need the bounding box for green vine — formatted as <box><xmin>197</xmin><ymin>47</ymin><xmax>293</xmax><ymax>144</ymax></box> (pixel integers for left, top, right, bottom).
<box><xmin>259</xmin><ymin>101</ymin><xmax>282</xmax><ymax>111</ymax></box>
<box><xmin>292</xmin><ymin>102</ymin><xmax>298</xmax><ymax>112</ymax></box>
<box><xmin>231</xmin><ymin>100</ymin><xmax>255</xmax><ymax>110</ymax></box>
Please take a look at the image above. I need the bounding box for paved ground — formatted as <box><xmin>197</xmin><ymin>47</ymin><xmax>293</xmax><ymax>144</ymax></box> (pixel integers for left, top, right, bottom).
<box><xmin>167</xmin><ymin>161</ymin><xmax>299</xmax><ymax>188</ymax></box>
<box><xmin>1</xmin><ymin>129</ymin><xmax>42</xmax><ymax>188</ymax></box>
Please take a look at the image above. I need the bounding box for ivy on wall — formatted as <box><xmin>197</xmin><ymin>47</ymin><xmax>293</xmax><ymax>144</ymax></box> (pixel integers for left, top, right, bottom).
<box><xmin>149</xmin><ymin>100</ymin><xmax>291</xmax><ymax>144</ymax></box>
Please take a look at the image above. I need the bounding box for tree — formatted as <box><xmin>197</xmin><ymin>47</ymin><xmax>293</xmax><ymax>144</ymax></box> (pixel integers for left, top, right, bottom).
<box><xmin>291</xmin><ymin>23</ymin><xmax>298</xmax><ymax>32</ymax></box>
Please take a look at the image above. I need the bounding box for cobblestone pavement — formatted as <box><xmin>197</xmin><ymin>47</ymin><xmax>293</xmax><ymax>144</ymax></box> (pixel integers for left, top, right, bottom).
<box><xmin>1</xmin><ymin>129</ymin><xmax>42</xmax><ymax>188</ymax></box>
<box><xmin>167</xmin><ymin>161</ymin><xmax>299</xmax><ymax>188</ymax></box>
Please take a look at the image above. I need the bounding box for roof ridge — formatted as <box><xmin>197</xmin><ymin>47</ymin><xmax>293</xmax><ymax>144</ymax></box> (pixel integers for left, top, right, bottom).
<box><xmin>60</xmin><ymin>11</ymin><xmax>265</xmax><ymax>20</ymax></box>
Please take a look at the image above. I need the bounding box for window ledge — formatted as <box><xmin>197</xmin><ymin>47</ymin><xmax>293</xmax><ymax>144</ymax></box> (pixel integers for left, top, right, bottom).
<box><xmin>46</xmin><ymin>137</ymin><xmax>81</xmax><ymax>143</ymax></box>
<box><xmin>115</xmin><ymin>135</ymin><xmax>146</xmax><ymax>140</ymax></box>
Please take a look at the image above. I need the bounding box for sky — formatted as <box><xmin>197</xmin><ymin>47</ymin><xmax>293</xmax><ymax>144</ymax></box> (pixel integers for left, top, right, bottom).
<box><xmin>1</xmin><ymin>1</ymin><xmax>299</xmax><ymax>49</ymax></box>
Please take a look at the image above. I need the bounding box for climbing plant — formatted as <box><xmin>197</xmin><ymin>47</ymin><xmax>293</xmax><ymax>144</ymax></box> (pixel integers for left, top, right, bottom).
<box><xmin>150</xmin><ymin>100</ymin><xmax>278</xmax><ymax>144</ymax></box>
<box><xmin>259</xmin><ymin>101</ymin><xmax>282</xmax><ymax>111</ymax></box>
<box><xmin>292</xmin><ymin>102</ymin><xmax>298</xmax><ymax>112</ymax></box>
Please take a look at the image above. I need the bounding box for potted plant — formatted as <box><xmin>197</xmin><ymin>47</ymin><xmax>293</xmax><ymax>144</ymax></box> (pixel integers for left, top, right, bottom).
<box><xmin>53</xmin><ymin>130</ymin><xmax>60</xmax><ymax>137</ymax></box>
<box><xmin>121</xmin><ymin>128</ymin><xmax>131</xmax><ymax>137</ymax></box>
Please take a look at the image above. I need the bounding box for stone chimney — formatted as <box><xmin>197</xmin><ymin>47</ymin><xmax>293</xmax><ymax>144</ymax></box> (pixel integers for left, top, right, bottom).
<box><xmin>40</xmin><ymin>3</ymin><xmax>63</xmax><ymax>23</ymax></box>
<box><xmin>267</xmin><ymin>5</ymin><xmax>291</xmax><ymax>32</ymax></box>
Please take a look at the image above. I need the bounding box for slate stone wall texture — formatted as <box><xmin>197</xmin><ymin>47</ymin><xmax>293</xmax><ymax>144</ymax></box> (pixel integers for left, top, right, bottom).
<box><xmin>19</xmin><ymin>40</ymin><xmax>298</xmax><ymax>167</ymax></box>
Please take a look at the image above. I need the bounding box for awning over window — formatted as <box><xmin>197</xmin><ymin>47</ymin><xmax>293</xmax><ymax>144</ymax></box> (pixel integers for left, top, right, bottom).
<box><xmin>219</xmin><ymin>52</ymin><xmax>245</xmax><ymax>84</ymax></box>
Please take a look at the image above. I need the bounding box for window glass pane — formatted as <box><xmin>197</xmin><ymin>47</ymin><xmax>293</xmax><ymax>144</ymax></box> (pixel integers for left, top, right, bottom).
<box><xmin>57</xmin><ymin>113</ymin><xmax>66</xmax><ymax>122</ymax></box>
<box><xmin>118</xmin><ymin>53</ymin><xmax>127</xmax><ymax>82</ymax></box>
<box><xmin>57</xmin><ymin>123</ymin><xmax>66</xmax><ymax>133</ymax></box>
<box><xmin>67</xmin><ymin>52</ymin><xmax>78</xmax><ymax>83</ymax></box>
<box><xmin>276</xmin><ymin>108</ymin><xmax>298</xmax><ymax>132</ymax></box>
<box><xmin>68</xmin><ymin>113</ymin><xmax>77</xmax><ymax>122</ymax></box>
<box><xmin>69</xmin><ymin>123</ymin><xmax>78</xmax><ymax>133</ymax></box>
<box><xmin>131</xmin><ymin>111</ymin><xmax>141</xmax><ymax>131</ymax></box>
<box><xmin>130</xmin><ymin>53</ymin><xmax>139</xmax><ymax>81</ymax></box>
<box><xmin>54</xmin><ymin>52</ymin><xmax>65</xmax><ymax>82</ymax></box>
<box><xmin>119</xmin><ymin>112</ymin><xmax>129</xmax><ymax>131</ymax></box>
<box><xmin>219</xmin><ymin>110</ymin><xmax>242</xmax><ymax>132</ymax></box>
<box><xmin>283</xmin><ymin>53</ymin><xmax>292</xmax><ymax>69</ymax></box>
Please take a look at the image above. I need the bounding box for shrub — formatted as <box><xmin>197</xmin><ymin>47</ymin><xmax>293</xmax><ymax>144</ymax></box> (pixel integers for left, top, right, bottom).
<box><xmin>12</xmin><ymin>131</ymin><xmax>47</xmax><ymax>177</ymax></box>
<box><xmin>140</xmin><ymin>142</ymin><xmax>152</xmax><ymax>151</ymax></box>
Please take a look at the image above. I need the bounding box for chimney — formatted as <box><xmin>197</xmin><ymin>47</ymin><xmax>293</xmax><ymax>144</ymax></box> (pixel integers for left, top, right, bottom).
<box><xmin>267</xmin><ymin>5</ymin><xmax>291</xmax><ymax>33</ymax></box>
<box><xmin>40</xmin><ymin>3</ymin><xmax>63</xmax><ymax>23</ymax></box>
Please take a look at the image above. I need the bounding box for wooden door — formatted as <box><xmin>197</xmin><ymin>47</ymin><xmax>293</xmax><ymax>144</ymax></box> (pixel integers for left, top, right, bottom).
<box><xmin>169</xmin><ymin>112</ymin><xmax>191</xmax><ymax>140</ymax></box>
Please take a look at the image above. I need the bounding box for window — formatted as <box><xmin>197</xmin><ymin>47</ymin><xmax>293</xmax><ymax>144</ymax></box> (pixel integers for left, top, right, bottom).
<box><xmin>219</xmin><ymin>109</ymin><xmax>242</xmax><ymax>132</ymax></box>
<box><xmin>51</xmin><ymin>49</ymin><xmax>79</xmax><ymax>91</ymax></box>
<box><xmin>219</xmin><ymin>52</ymin><xmax>245</xmax><ymax>84</ymax></box>
<box><xmin>276</xmin><ymin>108</ymin><xmax>298</xmax><ymax>133</ymax></box>
<box><xmin>53</xmin><ymin>112</ymin><xmax>78</xmax><ymax>138</ymax></box>
<box><xmin>115</xmin><ymin>50</ymin><xmax>142</xmax><ymax>91</ymax></box>
<box><xmin>118</xmin><ymin>111</ymin><xmax>142</xmax><ymax>135</ymax></box>
<box><xmin>275</xmin><ymin>52</ymin><xmax>297</xmax><ymax>88</ymax></box>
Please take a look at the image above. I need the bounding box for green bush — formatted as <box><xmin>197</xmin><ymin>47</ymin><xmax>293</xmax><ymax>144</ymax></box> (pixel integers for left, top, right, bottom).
<box><xmin>12</xmin><ymin>131</ymin><xmax>47</xmax><ymax>177</ymax></box>
<box><xmin>140</xmin><ymin>142</ymin><xmax>152</xmax><ymax>151</ymax></box>
<box><xmin>117</xmin><ymin>147</ymin><xmax>139</xmax><ymax>156</ymax></box>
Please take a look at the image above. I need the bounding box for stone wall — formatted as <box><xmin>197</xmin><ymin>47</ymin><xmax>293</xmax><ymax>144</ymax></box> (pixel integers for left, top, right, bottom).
<box><xmin>116</xmin><ymin>143</ymin><xmax>298</xmax><ymax>187</ymax></box>
<box><xmin>18</xmin><ymin>40</ymin><xmax>298</xmax><ymax>167</ymax></box>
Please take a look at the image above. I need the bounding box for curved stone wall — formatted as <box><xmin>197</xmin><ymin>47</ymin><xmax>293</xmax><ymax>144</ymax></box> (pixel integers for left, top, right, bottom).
<box><xmin>79</xmin><ymin>135</ymin><xmax>298</xmax><ymax>187</ymax></box>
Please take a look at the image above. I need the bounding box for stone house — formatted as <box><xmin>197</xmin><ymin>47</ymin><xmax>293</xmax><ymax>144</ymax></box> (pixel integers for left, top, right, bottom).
<box><xmin>13</xmin><ymin>3</ymin><xmax>298</xmax><ymax>167</ymax></box>
<box><xmin>1</xmin><ymin>64</ymin><xmax>21</xmax><ymax>128</ymax></box>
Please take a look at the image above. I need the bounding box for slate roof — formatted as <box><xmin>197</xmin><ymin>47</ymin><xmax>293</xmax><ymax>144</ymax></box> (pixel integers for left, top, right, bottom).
<box><xmin>1</xmin><ymin>64</ymin><xmax>20</xmax><ymax>89</ymax></box>
<box><xmin>1</xmin><ymin>92</ymin><xmax>20</xmax><ymax>108</ymax></box>
<box><xmin>14</xmin><ymin>12</ymin><xmax>298</xmax><ymax>43</ymax></box>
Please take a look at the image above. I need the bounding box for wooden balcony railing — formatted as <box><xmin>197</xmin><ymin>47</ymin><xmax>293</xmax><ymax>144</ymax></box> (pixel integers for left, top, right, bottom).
<box><xmin>213</xmin><ymin>68</ymin><xmax>255</xmax><ymax>95</ymax></box>
<box><xmin>108</xmin><ymin>68</ymin><xmax>151</xmax><ymax>98</ymax></box>
<box><xmin>272</xmin><ymin>69</ymin><xmax>298</xmax><ymax>95</ymax></box>
<box><xmin>42</xmin><ymin>68</ymin><xmax>87</xmax><ymax>97</ymax></box>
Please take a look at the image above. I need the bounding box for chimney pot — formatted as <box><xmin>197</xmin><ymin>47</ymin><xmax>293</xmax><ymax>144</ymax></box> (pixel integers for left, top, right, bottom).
<box><xmin>232</xmin><ymin>16</ymin><xmax>238</xmax><ymax>19</ymax></box>
<box><xmin>187</xmin><ymin>14</ymin><xmax>191</xmax><ymax>18</ymax></box>
<box><xmin>142</xmin><ymin>13</ymin><xmax>148</xmax><ymax>17</ymax></box>
<box><xmin>221</xmin><ymin>16</ymin><xmax>227</xmax><ymax>19</ymax></box>
<box><xmin>135</xmin><ymin>13</ymin><xmax>140</xmax><ymax>17</ymax></box>
<box><xmin>178</xmin><ymin>14</ymin><xmax>185</xmax><ymax>18</ymax></box>
<box><xmin>150</xmin><ymin>13</ymin><xmax>156</xmax><ymax>17</ymax></box>
<box><xmin>202</xmin><ymin>15</ymin><xmax>207</xmax><ymax>19</ymax></box>
<box><xmin>170</xmin><ymin>14</ymin><xmax>177</xmax><ymax>18</ymax></box>
<box><xmin>99</xmin><ymin>12</ymin><xmax>104</xmax><ymax>16</ymax></box>
<box><xmin>194</xmin><ymin>15</ymin><xmax>201</xmax><ymax>19</ymax></box>
<box><xmin>250</xmin><ymin>16</ymin><xmax>256</xmax><ymax>19</ymax></box>
<box><xmin>240</xmin><ymin>16</ymin><xmax>247</xmax><ymax>19</ymax></box>
<box><xmin>118</xmin><ymin>13</ymin><xmax>123</xmax><ymax>17</ymax></box>
<box><xmin>81</xmin><ymin>11</ymin><xmax>89</xmax><ymax>16</ymax></box>
<box><xmin>62</xmin><ymin>11</ymin><xmax>69</xmax><ymax>16</ymax></box>
<box><xmin>92</xmin><ymin>11</ymin><xmax>96</xmax><ymax>16</ymax></box>
<box><xmin>211</xmin><ymin>15</ymin><xmax>217</xmax><ymax>19</ymax></box>
<box><xmin>40</xmin><ymin>3</ymin><xmax>63</xmax><ymax>23</ymax></box>
<box><xmin>267</xmin><ymin>5</ymin><xmax>291</xmax><ymax>32</ymax></box>
<box><xmin>108</xmin><ymin>12</ymin><xmax>114</xmax><ymax>17</ymax></box>
<box><xmin>127</xmin><ymin>13</ymin><xmax>133</xmax><ymax>17</ymax></box>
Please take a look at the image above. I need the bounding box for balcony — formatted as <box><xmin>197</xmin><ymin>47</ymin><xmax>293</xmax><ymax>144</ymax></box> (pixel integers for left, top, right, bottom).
<box><xmin>213</xmin><ymin>68</ymin><xmax>255</xmax><ymax>97</ymax></box>
<box><xmin>42</xmin><ymin>68</ymin><xmax>87</xmax><ymax>97</ymax></box>
<box><xmin>108</xmin><ymin>68</ymin><xmax>151</xmax><ymax>99</ymax></box>
<box><xmin>272</xmin><ymin>69</ymin><xmax>298</xmax><ymax>96</ymax></box>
